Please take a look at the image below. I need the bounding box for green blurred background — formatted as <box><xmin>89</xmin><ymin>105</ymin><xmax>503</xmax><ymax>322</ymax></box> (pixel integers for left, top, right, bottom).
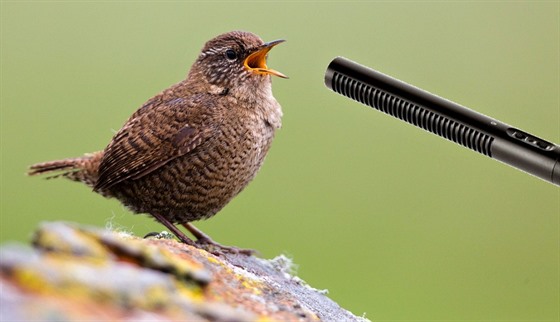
<box><xmin>1</xmin><ymin>2</ymin><xmax>559</xmax><ymax>320</ymax></box>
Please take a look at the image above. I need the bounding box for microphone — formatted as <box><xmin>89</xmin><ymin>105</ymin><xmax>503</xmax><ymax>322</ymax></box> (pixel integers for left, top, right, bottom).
<box><xmin>324</xmin><ymin>56</ymin><xmax>560</xmax><ymax>186</ymax></box>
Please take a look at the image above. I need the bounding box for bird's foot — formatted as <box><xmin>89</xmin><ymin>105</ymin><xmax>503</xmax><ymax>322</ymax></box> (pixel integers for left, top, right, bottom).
<box><xmin>144</xmin><ymin>231</ymin><xmax>176</xmax><ymax>240</ymax></box>
<box><xmin>195</xmin><ymin>237</ymin><xmax>257</xmax><ymax>256</ymax></box>
<box><xmin>182</xmin><ymin>223</ymin><xmax>257</xmax><ymax>256</ymax></box>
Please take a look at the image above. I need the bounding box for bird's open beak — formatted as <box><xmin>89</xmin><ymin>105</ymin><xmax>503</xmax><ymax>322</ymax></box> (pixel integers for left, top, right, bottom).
<box><xmin>244</xmin><ymin>39</ymin><xmax>288</xmax><ymax>79</ymax></box>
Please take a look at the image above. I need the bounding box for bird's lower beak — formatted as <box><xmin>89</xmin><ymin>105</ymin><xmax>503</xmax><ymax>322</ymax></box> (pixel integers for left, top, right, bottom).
<box><xmin>244</xmin><ymin>39</ymin><xmax>288</xmax><ymax>79</ymax></box>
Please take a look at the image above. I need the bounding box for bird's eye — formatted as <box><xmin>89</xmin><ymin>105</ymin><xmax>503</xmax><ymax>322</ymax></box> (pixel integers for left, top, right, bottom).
<box><xmin>225</xmin><ymin>49</ymin><xmax>237</xmax><ymax>60</ymax></box>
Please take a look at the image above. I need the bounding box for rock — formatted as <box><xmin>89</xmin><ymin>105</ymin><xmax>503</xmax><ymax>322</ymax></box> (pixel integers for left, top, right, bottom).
<box><xmin>0</xmin><ymin>222</ymin><xmax>368</xmax><ymax>321</ymax></box>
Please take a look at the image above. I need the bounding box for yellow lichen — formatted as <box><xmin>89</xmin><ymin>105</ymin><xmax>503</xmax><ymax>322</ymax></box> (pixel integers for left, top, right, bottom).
<box><xmin>12</xmin><ymin>267</ymin><xmax>52</xmax><ymax>294</ymax></box>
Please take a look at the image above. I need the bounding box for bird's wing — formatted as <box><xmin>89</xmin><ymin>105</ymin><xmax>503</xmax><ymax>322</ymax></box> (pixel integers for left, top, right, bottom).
<box><xmin>93</xmin><ymin>100</ymin><xmax>215</xmax><ymax>191</ymax></box>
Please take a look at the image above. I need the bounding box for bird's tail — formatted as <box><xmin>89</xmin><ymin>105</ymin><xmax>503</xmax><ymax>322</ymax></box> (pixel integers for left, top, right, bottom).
<box><xmin>28</xmin><ymin>151</ymin><xmax>104</xmax><ymax>188</ymax></box>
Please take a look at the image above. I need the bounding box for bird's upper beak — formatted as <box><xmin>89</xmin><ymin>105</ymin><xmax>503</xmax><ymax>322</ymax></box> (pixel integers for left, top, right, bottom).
<box><xmin>244</xmin><ymin>39</ymin><xmax>288</xmax><ymax>79</ymax></box>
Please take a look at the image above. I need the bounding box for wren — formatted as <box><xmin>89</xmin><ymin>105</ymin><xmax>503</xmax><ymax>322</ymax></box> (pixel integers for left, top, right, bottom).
<box><xmin>29</xmin><ymin>31</ymin><xmax>287</xmax><ymax>254</ymax></box>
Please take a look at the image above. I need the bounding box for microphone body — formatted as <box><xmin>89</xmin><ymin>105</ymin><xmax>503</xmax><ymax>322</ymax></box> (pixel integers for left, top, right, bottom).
<box><xmin>325</xmin><ymin>57</ymin><xmax>560</xmax><ymax>186</ymax></box>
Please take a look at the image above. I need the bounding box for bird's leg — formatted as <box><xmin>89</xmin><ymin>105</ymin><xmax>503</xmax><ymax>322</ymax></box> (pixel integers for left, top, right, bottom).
<box><xmin>150</xmin><ymin>212</ymin><xmax>196</xmax><ymax>246</ymax></box>
<box><xmin>182</xmin><ymin>223</ymin><xmax>256</xmax><ymax>256</ymax></box>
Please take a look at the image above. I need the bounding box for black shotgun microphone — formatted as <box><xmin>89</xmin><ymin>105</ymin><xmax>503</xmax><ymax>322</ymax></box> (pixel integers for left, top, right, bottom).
<box><xmin>325</xmin><ymin>56</ymin><xmax>560</xmax><ymax>187</ymax></box>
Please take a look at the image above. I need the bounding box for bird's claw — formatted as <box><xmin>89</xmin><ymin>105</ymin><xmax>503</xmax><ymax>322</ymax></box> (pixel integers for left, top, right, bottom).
<box><xmin>195</xmin><ymin>237</ymin><xmax>257</xmax><ymax>256</ymax></box>
<box><xmin>144</xmin><ymin>231</ymin><xmax>176</xmax><ymax>240</ymax></box>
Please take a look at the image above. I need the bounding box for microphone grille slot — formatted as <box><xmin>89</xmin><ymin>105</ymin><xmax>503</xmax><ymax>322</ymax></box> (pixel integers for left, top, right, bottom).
<box><xmin>332</xmin><ymin>72</ymin><xmax>494</xmax><ymax>157</ymax></box>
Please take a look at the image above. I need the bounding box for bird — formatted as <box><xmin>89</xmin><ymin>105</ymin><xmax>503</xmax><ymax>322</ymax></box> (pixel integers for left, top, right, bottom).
<box><xmin>28</xmin><ymin>30</ymin><xmax>287</xmax><ymax>254</ymax></box>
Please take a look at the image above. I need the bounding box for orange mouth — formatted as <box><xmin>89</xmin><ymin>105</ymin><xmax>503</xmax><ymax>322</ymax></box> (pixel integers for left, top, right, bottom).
<box><xmin>244</xmin><ymin>39</ymin><xmax>288</xmax><ymax>78</ymax></box>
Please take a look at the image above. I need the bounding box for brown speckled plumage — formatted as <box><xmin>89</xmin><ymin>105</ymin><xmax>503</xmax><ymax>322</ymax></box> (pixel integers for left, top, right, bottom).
<box><xmin>29</xmin><ymin>31</ymin><xmax>285</xmax><ymax>252</ymax></box>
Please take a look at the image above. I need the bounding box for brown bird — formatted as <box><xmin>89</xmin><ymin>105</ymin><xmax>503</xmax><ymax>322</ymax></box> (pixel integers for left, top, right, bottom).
<box><xmin>28</xmin><ymin>31</ymin><xmax>287</xmax><ymax>254</ymax></box>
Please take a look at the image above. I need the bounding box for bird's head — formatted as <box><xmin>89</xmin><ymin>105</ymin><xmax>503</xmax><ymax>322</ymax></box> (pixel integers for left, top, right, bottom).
<box><xmin>189</xmin><ymin>31</ymin><xmax>287</xmax><ymax>94</ymax></box>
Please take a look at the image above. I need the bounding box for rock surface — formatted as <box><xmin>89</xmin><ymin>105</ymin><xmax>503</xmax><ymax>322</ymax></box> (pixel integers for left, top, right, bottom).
<box><xmin>0</xmin><ymin>222</ymin><xmax>367</xmax><ymax>321</ymax></box>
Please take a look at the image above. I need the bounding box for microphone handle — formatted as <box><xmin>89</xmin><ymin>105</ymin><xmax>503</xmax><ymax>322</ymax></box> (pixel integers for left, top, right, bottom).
<box><xmin>325</xmin><ymin>57</ymin><xmax>560</xmax><ymax>186</ymax></box>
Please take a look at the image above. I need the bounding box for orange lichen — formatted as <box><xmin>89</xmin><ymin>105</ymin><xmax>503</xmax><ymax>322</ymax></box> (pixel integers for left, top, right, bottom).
<box><xmin>1</xmin><ymin>222</ymin><xmax>366</xmax><ymax>322</ymax></box>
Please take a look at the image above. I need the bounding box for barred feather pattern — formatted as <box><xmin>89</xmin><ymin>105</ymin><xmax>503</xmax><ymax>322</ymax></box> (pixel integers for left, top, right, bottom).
<box><xmin>28</xmin><ymin>152</ymin><xmax>104</xmax><ymax>188</ymax></box>
<box><xmin>28</xmin><ymin>30</ymin><xmax>284</xmax><ymax>226</ymax></box>
<box><xmin>102</xmin><ymin>93</ymin><xmax>280</xmax><ymax>223</ymax></box>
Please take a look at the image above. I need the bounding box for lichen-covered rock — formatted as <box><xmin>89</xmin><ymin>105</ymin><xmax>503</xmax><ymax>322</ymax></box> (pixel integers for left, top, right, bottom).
<box><xmin>0</xmin><ymin>222</ymin><xmax>367</xmax><ymax>321</ymax></box>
